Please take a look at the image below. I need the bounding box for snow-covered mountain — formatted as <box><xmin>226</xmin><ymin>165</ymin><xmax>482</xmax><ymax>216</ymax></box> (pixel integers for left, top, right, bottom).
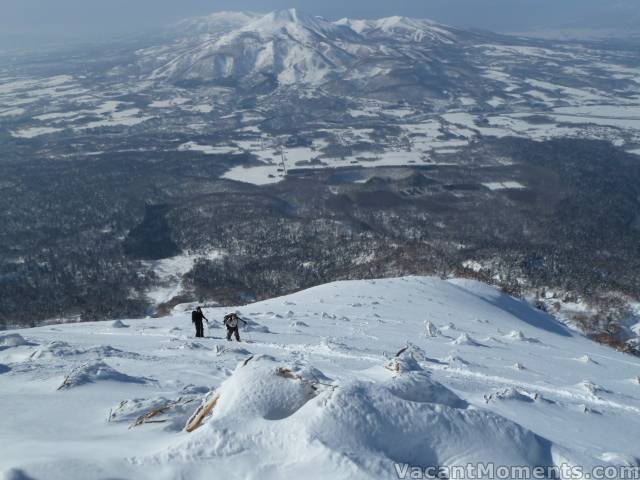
<box><xmin>149</xmin><ymin>8</ymin><xmax>486</xmax><ymax>89</ymax></box>
<box><xmin>2</xmin><ymin>276</ymin><xmax>639</xmax><ymax>479</ymax></box>
<box><xmin>131</xmin><ymin>8</ymin><xmax>640</xmax><ymax>109</ymax></box>
<box><xmin>335</xmin><ymin>15</ymin><xmax>457</xmax><ymax>43</ymax></box>
<box><xmin>174</xmin><ymin>11</ymin><xmax>261</xmax><ymax>35</ymax></box>
<box><xmin>153</xmin><ymin>9</ymin><xmax>366</xmax><ymax>85</ymax></box>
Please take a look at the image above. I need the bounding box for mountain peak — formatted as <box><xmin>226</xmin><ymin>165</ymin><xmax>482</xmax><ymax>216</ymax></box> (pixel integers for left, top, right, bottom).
<box><xmin>271</xmin><ymin>8</ymin><xmax>301</xmax><ymax>23</ymax></box>
<box><xmin>245</xmin><ymin>8</ymin><xmax>331</xmax><ymax>32</ymax></box>
<box><xmin>155</xmin><ymin>9</ymin><xmax>461</xmax><ymax>85</ymax></box>
<box><xmin>233</xmin><ymin>8</ymin><xmax>352</xmax><ymax>43</ymax></box>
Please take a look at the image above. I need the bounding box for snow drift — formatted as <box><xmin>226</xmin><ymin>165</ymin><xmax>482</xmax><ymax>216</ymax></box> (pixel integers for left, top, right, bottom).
<box><xmin>57</xmin><ymin>361</ymin><xmax>150</xmax><ymax>390</ymax></box>
<box><xmin>0</xmin><ymin>334</ymin><xmax>33</xmax><ymax>349</ymax></box>
<box><xmin>147</xmin><ymin>354</ymin><xmax>559</xmax><ymax>478</ymax></box>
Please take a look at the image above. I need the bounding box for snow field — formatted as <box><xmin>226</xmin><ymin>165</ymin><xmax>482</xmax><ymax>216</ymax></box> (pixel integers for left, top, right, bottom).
<box><xmin>1</xmin><ymin>276</ymin><xmax>640</xmax><ymax>479</ymax></box>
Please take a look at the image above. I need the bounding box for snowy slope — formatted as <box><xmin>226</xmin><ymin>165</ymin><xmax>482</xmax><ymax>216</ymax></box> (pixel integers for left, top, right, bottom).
<box><xmin>1</xmin><ymin>277</ymin><xmax>640</xmax><ymax>479</ymax></box>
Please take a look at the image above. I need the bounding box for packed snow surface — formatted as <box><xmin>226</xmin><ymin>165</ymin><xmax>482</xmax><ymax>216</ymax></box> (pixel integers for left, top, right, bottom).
<box><xmin>1</xmin><ymin>276</ymin><xmax>640</xmax><ymax>479</ymax></box>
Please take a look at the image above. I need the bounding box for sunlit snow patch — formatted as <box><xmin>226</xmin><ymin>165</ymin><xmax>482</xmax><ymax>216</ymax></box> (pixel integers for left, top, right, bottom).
<box><xmin>483</xmin><ymin>181</ymin><xmax>526</xmax><ymax>191</ymax></box>
<box><xmin>178</xmin><ymin>141</ymin><xmax>241</xmax><ymax>155</ymax></box>
<box><xmin>222</xmin><ymin>164</ymin><xmax>284</xmax><ymax>185</ymax></box>
<box><xmin>11</xmin><ymin>127</ymin><xmax>64</xmax><ymax>138</ymax></box>
<box><xmin>145</xmin><ymin>250</ymin><xmax>225</xmax><ymax>306</ymax></box>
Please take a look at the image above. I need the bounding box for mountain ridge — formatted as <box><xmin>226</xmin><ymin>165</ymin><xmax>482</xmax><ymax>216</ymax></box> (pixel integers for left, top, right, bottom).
<box><xmin>150</xmin><ymin>9</ymin><xmax>477</xmax><ymax>87</ymax></box>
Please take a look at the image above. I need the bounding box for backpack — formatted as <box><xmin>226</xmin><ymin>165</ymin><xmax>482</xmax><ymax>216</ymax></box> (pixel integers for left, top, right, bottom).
<box><xmin>225</xmin><ymin>314</ymin><xmax>238</xmax><ymax>328</ymax></box>
<box><xmin>192</xmin><ymin>310</ymin><xmax>199</xmax><ymax>323</ymax></box>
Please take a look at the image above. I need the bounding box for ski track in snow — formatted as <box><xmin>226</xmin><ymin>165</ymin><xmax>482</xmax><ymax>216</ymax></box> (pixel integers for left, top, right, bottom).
<box><xmin>1</xmin><ymin>276</ymin><xmax>640</xmax><ymax>479</ymax></box>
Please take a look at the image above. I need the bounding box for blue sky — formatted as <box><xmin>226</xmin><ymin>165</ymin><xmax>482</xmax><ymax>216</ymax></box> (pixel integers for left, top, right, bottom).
<box><xmin>1</xmin><ymin>0</ymin><xmax>638</xmax><ymax>45</ymax></box>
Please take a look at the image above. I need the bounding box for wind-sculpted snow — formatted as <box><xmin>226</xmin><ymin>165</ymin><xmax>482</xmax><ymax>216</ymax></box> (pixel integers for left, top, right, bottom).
<box><xmin>452</xmin><ymin>332</ymin><xmax>486</xmax><ymax>347</ymax></box>
<box><xmin>29</xmin><ymin>341</ymin><xmax>141</xmax><ymax>361</ymax></box>
<box><xmin>153</xmin><ymin>355</ymin><xmax>555</xmax><ymax>478</ymax></box>
<box><xmin>0</xmin><ymin>334</ymin><xmax>35</xmax><ymax>349</ymax></box>
<box><xmin>505</xmin><ymin>330</ymin><xmax>542</xmax><ymax>343</ymax></box>
<box><xmin>150</xmin><ymin>357</ymin><xmax>552</xmax><ymax>478</ymax></box>
<box><xmin>1</xmin><ymin>276</ymin><xmax>639</xmax><ymax>479</ymax></box>
<box><xmin>305</xmin><ymin>380</ymin><xmax>554</xmax><ymax>474</ymax></box>
<box><xmin>57</xmin><ymin>361</ymin><xmax>151</xmax><ymax>390</ymax></box>
<box><xmin>385</xmin><ymin>371</ymin><xmax>468</xmax><ymax>407</ymax></box>
<box><xmin>484</xmin><ymin>387</ymin><xmax>541</xmax><ymax>404</ymax></box>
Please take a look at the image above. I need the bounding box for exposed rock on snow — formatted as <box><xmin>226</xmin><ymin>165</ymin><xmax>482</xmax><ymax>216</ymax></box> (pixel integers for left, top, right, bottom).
<box><xmin>57</xmin><ymin>361</ymin><xmax>150</xmax><ymax>390</ymax></box>
<box><xmin>111</xmin><ymin>320</ymin><xmax>129</xmax><ymax>328</ymax></box>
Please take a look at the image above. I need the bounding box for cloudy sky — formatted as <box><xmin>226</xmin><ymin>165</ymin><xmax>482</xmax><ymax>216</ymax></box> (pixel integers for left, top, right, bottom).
<box><xmin>1</xmin><ymin>0</ymin><xmax>638</xmax><ymax>47</ymax></box>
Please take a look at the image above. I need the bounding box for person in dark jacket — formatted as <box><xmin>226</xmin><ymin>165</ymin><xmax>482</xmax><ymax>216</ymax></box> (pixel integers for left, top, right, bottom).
<box><xmin>191</xmin><ymin>307</ymin><xmax>208</xmax><ymax>338</ymax></box>
<box><xmin>224</xmin><ymin>313</ymin><xmax>246</xmax><ymax>342</ymax></box>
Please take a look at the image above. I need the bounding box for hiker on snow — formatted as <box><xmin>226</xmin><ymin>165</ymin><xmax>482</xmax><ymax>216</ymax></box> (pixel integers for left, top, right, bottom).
<box><xmin>224</xmin><ymin>312</ymin><xmax>246</xmax><ymax>342</ymax></box>
<box><xmin>192</xmin><ymin>307</ymin><xmax>209</xmax><ymax>338</ymax></box>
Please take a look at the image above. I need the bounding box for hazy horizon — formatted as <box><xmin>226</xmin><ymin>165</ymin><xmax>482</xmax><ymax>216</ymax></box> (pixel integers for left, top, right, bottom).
<box><xmin>1</xmin><ymin>0</ymin><xmax>639</xmax><ymax>51</ymax></box>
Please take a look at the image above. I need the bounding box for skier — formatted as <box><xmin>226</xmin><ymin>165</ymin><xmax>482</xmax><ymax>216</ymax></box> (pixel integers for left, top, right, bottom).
<box><xmin>224</xmin><ymin>312</ymin><xmax>246</xmax><ymax>342</ymax></box>
<box><xmin>191</xmin><ymin>307</ymin><xmax>209</xmax><ymax>338</ymax></box>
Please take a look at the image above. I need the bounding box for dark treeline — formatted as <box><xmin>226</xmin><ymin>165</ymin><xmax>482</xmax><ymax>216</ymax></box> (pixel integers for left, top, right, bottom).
<box><xmin>1</xmin><ymin>137</ymin><xmax>639</xmax><ymax>354</ymax></box>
